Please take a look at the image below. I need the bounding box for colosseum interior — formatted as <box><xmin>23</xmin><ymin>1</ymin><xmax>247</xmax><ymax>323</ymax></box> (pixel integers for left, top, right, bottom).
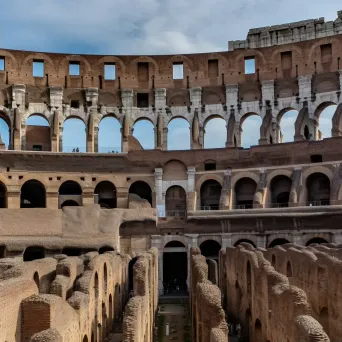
<box><xmin>0</xmin><ymin>9</ymin><xmax>342</xmax><ymax>342</ymax></box>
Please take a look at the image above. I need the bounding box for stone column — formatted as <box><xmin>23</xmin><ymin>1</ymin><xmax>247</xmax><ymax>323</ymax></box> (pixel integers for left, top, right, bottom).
<box><xmin>155</xmin><ymin>88</ymin><xmax>166</xmax><ymax>110</ymax></box>
<box><xmin>339</xmin><ymin>70</ymin><xmax>342</xmax><ymax>91</ymax></box>
<box><xmin>87</xmin><ymin>112</ymin><xmax>95</xmax><ymax>153</ymax></box>
<box><xmin>219</xmin><ymin>169</ymin><xmax>232</xmax><ymax>210</ymax></box>
<box><xmin>186</xmin><ymin>234</ymin><xmax>198</xmax><ymax>292</ymax></box>
<box><xmin>12</xmin><ymin>85</ymin><xmax>27</xmax><ymax>151</ymax></box>
<box><xmin>7</xmin><ymin>187</ymin><xmax>20</xmax><ymax>208</ymax></box>
<box><xmin>191</xmin><ymin>112</ymin><xmax>202</xmax><ymax>149</ymax></box>
<box><xmin>163</xmin><ymin>127</ymin><xmax>168</xmax><ymax>151</ymax></box>
<box><xmin>51</xmin><ymin>110</ymin><xmax>60</xmax><ymax>152</ymax></box>
<box><xmin>187</xmin><ymin>167</ymin><xmax>196</xmax><ymax>211</ymax></box>
<box><xmin>333</xmin><ymin>232</ymin><xmax>342</xmax><ymax>244</ymax></box>
<box><xmin>46</xmin><ymin>191</ymin><xmax>59</xmax><ymax>209</ymax></box>
<box><xmin>154</xmin><ymin>168</ymin><xmax>164</xmax><ymax>217</ymax></box>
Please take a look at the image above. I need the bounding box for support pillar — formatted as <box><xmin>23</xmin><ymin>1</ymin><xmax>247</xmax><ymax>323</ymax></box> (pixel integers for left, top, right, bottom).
<box><xmin>7</xmin><ymin>189</ymin><xmax>20</xmax><ymax>208</ymax></box>
<box><xmin>154</xmin><ymin>168</ymin><xmax>164</xmax><ymax>217</ymax></box>
<box><xmin>117</xmin><ymin>188</ymin><xmax>129</xmax><ymax>208</ymax></box>
<box><xmin>82</xmin><ymin>190</ymin><xmax>95</xmax><ymax>206</ymax></box>
<box><xmin>46</xmin><ymin>191</ymin><xmax>59</xmax><ymax>209</ymax></box>
<box><xmin>256</xmin><ymin>234</ymin><xmax>267</xmax><ymax>249</ymax></box>
<box><xmin>186</xmin><ymin>234</ymin><xmax>198</xmax><ymax>292</ymax></box>
<box><xmin>221</xmin><ymin>233</ymin><xmax>233</xmax><ymax>248</ymax></box>
<box><xmin>292</xmin><ymin>232</ymin><xmax>303</xmax><ymax>245</ymax></box>
<box><xmin>151</xmin><ymin>235</ymin><xmax>163</xmax><ymax>295</ymax></box>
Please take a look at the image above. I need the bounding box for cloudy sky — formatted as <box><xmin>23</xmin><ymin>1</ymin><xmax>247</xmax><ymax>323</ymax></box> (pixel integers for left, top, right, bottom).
<box><xmin>0</xmin><ymin>1</ymin><xmax>340</xmax><ymax>150</ymax></box>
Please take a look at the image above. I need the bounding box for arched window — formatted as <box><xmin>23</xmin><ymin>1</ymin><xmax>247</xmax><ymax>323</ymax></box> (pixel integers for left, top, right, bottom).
<box><xmin>62</xmin><ymin>117</ymin><xmax>86</xmax><ymax>152</ymax></box>
<box><xmin>26</xmin><ymin>114</ymin><xmax>51</xmax><ymax>151</ymax></box>
<box><xmin>234</xmin><ymin>239</ymin><xmax>256</xmax><ymax>248</ymax></box>
<box><xmin>95</xmin><ymin>181</ymin><xmax>117</xmax><ymax>208</ymax></box>
<box><xmin>98</xmin><ymin>116</ymin><xmax>121</xmax><ymax>153</ymax></box>
<box><xmin>200</xmin><ymin>180</ymin><xmax>222</xmax><ymax>210</ymax></box>
<box><xmin>270</xmin><ymin>175</ymin><xmax>292</xmax><ymax>208</ymax></box>
<box><xmin>0</xmin><ymin>182</ymin><xmax>7</xmax><ymax>208</ymax></box>
<box><xmin>167</xmin><ymin>118</ymin><xmax>190</xmax><ymax>150</ymax></box>
<box><xmin>235</xmin><ymin>177</ymin><xmax>257</xmax><ymax>209</ymax></box>
<box><xmin>306</xmin><ymin>237</ymin><xmax>328</xmax><ymax>246</ymax></box>
<box><xmin>0</xmin><ymin>112</ymin><xmax>10</xmax><ymax>149</ymax></box>
<box><xmin>241</xmin><ymin>114</ymin><xmax>262</xmax><ymax>148</ymax></box>
<box><xmin>20</xmin><ymin>180</ymin><xmax>46</xmax><ymax>208</ymax></box>
<box><xmin>132</xmin><ymin>119</ymin><xmax>154</xmax><ymax>149</ymax></box>
<box><xmin>204</xmin><ymin>116</ymin><xmax>226</xmax><ymax>148</ymax></box>
<box><xmin>59</xmin><ymin>181</ymin><xmax>82</xmax><ymax>208</ymax></box>
<box><xmin>199</xmin><ymin>240</ymin><xmax>221</xmax><ymax>259</ymax></box>
<box><xmin>306</xmin><ymin>173</ymin><xmax>330</xmax><ymax>206</ymax></box>
<box><xmin>165</xmin><ymin>186</ymin><xmax>186</xmax><ymax>217</ymax></box>
<box><xmin>129</xmin><ymin>181</ymin><xmax>152</xmax><ymax>206</ymax></box>
<box><xmin>315</xmin><ymin>103</ymin><xmax>337</xmax><ymax>139</ymax></box>
<box><xmin>278</xmin><ymin>109</ymin><xmax>298</xmax><ymax>143</ymax></box>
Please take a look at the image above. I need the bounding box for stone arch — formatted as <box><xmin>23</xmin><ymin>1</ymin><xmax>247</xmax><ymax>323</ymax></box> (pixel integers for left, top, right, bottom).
<box><xmin>99</xmin><ymin>245</ymin><xmax>115</xmax><ymax>254</ymax></box>
<box><xmin>103</xmin><ymin>263</ymin><xmax>108</xmax><ymax>295</ymax></box>
<box><xmin>23</xmin><ymin>246</ymin><xmax>45</xmax><ymax>262</ymax></box>
<box><xmin>269</xmin><ymin>238</ymin><xmax>290</xmax><ymax>248</ymax></box>
<box><xmin>163</xmin><ymin>159</ymin><xmax>187</xmax><ymax>181</ymax></box>
<box><xmin>61</xmin><ymin>200</ymin><xmax>79</xmax><ymax>207</ymax></box>
<box><xmin>314</xmin><ymin>102</ymin><xmax>337</xmax><ymax>139</ymax></box>
<box><xmin>21</xmin><ymin>52</ymin><xmax>57</xmax><ymax>74</ymax></box>
<box><xmin>98</xmin><ymin>115</ymin><xmax>121</xmax><ymax>153</ymax></box>
<box><xmin>234</xmin><ymin>49</ymin><xmax>267</xmax><ymax>72</ymax></box>
<box><xmin>26</xmin><ymin>113</ymin><xmax>51</xmax><ymax>151</ymax></box>
<box><xmin>59</xmin><ymin>180</ymin><xmax>82</xmax><ymax>195</ymax></box>
<box><xmin>277</xmin><ymin>108</ymin><xmax>299</xmax><ymax>143</ymax></box>
<box><xmin>240</xmin><ymin>112</ymin><xmax>262</xmax><ymax>147</ymax></box>
<box><xmin>128</xmin><ymin>257</ymin><xmax>138</xmax><ymax>292</ymax></box>
<box><xmin>83</xmin><ymin>335</ymin><xmax>89</xmax><ymax>342</ymax></box>
<box><xmin>0</xmin><ymin>49</ymin><xmax>19</xmax><ymax>69</ymax></box>
<box><xmin>199</xmin><ymin>240</ymin><xmax>221</xmax><ymax>259</ymax></box>
<box><xmin>0</xmin><ymin>181</ymin><xmax>7</xmax><ymax>208</ymax></box>
<box><xmin>234</xmin><ymin>177</ymin><xmax>257</xmax><ymax>209</ymax></box>
<box><xmin>167</xmin><ymin>116</ymin><xmax>191</xmax><ymax>150</ymax></box>
<box><xmin>129</xmin><ymin>181</ymin><xmax>152</xmax><ymax>206</ymax></box>
<box><xmin>203</xmin><ymin>114</ymin><xmax>226</xmax><ymax>148</ymax></box>
<box><xmin>195</xmin><ymin>174</ymin><xmax>223</xmax><ymax>195</ymax></box>
<box><xmin>165</xmin><ymin>185</ymin><xmax>187</xmax><ymax>216</ymax></box>
<box><xmin>95</xmin><ymin>181</ymin><xmax>117</xmax><ymax>208</ymax></box>
<box><xmin>0</xmin><ymin>109</ymin><xmax>11</xmax><ymax>149</ymax></box>
<box><xmin>254</xmin><ymin>318</ymin><xmax>262</xmax><ymax>342</ymax></box>
<box><xmin>20</xmin><ymin>180</ymin><xmax>46</xmax><ymax>208</ymax></box>
<box><xmin>132</xmin><ymin>117</ymin><xmax>155</xmax><ymax>150</ymax></box>
<box><xmin>62</xmin><ymin>116</ymin><xmax>87</xmax><ymax>152</ymax></box>
<box><xmin>269</xmin><ymin>174</ymin><xmax>292</xmax><ymax>207</ymax></box>
<box><xmin>58</xmin><ymin>54</ymin><xmax>92</xmax><ymax>75</ymax></box>
<box><xmin>331</xmin><ymin>102</ymin><xmax>342</xmax><ymax>137</ymax></box>
<box><xmin>305</xmin><ymin>172</ymin><xmax>331</xmax><ymax>206</ymax></box>
<box><xmin>200</xmin><ymin>179</ymin><xmax>222</xmax><ymax>210</ymax></box>
<box><xmin>306</xmin><ymin>237</ymin><xmax>329</xmax><ymax>246</ymax></box>
<box><xmin>127</xmin><ymin>56</ymin><xmax>160</xmax><ymax>75</ymax></box>
<box><xmin>96</xmin><ymin>55</ymin><xmax>126</xmax><ymax>74</ymax></box>
<box><xmin>166</xmin><ymin>54</ymin><xmax>194</xmax><ymax>72</ymax></box>
<box><xmin>234</xmin><ymin>239</ymin><xmax>256</xmax><ymax>248</ymax></box>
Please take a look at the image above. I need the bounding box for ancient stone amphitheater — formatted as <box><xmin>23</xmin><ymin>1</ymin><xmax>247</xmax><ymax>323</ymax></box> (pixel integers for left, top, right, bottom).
<box><xmin>0</xmin><ymin>10</ymin><xmax>342</xmax><ymax>342</ymax></box>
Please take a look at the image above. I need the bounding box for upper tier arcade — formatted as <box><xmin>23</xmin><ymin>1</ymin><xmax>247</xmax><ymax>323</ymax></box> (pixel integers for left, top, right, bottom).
<box><xmin>0</xmin><ymin>10</ymin><xmax>342</xmax><ymax>153</ymax></box>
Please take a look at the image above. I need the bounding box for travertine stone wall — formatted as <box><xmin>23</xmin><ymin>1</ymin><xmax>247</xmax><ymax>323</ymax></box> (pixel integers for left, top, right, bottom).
<box><xmin>223</xmin><ymin>243</ymin><xmax>330</xmax><ymax>341</ymax></box>
<box><xmin>0</xmin><ymin>250</ymin><xmax>130</xmax><ymax>342</ymax></box>
<box><xmin>264</xmin><ymin>244</ymin><xmax>342</xmax><ymax>342</ymax></box>
<box><xmin>190</xmin><ymin>247</ymin><xmax>228</xmax><ymax>342</ymax></box>
<box><xmin>122</xmin><ymin>248</ymin><xmax>158</xmax><ymax>342</ymax></box>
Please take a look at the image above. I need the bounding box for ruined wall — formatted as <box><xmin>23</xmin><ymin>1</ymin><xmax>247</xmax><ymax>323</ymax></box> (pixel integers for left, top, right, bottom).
<box><xmin>190</xmin><ymin>247</ymin><xmax>228</xmax><ymax>342</ymax></box>
<box><xmin>223</xmin><ymin>243</ymin><xmax>330</xmax><ymax>341</ymax></box>
<box><xmin>122</xmin><ymin>248</ymin><xmax>158</xmax><ymax>342</ymax></box>
<box><xmin>264</xmin><ymin>244</ymin><xmax>342</xmax><ymax>342</ymax></box>
<box><xmin>0</xmin><ymin>250</ymin><xmax>130</xmax><ymax>342</ymax></box>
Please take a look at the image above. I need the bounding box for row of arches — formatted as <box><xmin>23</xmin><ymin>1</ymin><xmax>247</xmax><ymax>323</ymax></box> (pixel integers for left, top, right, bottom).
<box><xmin>0</xmin><ymin>103</ymin><xmax>338</xmax><ymax>151</ymax></box>
<box><xmin>0</xmin><ymin>179</ymin><xmax>152</xmax><ymax>209</ymax></box>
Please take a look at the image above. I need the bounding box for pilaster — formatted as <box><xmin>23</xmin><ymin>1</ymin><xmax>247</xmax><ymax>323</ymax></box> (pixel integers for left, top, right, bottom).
<box><xmin>221</xmin><ymin>233</ymin><xmax>233</xmax><ymax>248</ymax></box>
<box><xmin>155</xmin><ymin>88</ymin><xmax>166</xmax><ymax>109</ymax></box>
<box><xmin>225</xmin><ymin>84</ymin><xmax>239</xmax><ymax>107</ymax></box>
<box><xmin>339</xmin><ymin>70</ymin><xmax>342</xmax><ymax>91</ymax></box>
<box><xmin>297</xmin><ymin>75</ymin><xmax>312</xmax><ymax>102</ymax></box>
<box><xmin>121</xmin><ymin>89</ymin><xmax>134</xmax><ymax>108</ymax></box>
<box><xmin>190</xmin><ymin>87</ymin><xmax>202</xmax><ymax>108</ymax></box>
<box><xmin>261</xmin><ymin>80</ymin><xmax>275</xmax><ymax>108</ymax></box>
<box><xmin>12</xmin><ymin>84</ymin><xmax>26</xmax><ymax>108</ymax></box>
<box><xmin>187</xmin><ymin>167</ymin><xmax>196</xmax><ymax>192</ymax></box>
<box><xmin>256</xmin><ymin>234</ymin><xmax>267</xmax><ymax>249</ymax></box>
<box><xmin>85</xmin><ymin>88</ymin><xmax>99</xmax><ymax>108</ymax></box>
<box><xmin>49</xmin><ymin>86</ymin><xmax>63</xmax><ymax>108</ymax></box>
<box><xmin>46</xmin><ymin>191</ymin><xmax>59</xmax><ymax>209</ymax></box>
<box><xmin>6</xmin><ymin>189</ymin><xmax>20</xmax><ymax>208</ymax></box>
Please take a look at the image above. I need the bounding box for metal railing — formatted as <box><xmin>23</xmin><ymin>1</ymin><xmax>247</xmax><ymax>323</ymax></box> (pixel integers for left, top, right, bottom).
<box><xmin>308</xmin><ymin>200</ymin><xmax>330</xmax><ymax>206</ymax></box>
<box><xmin>200</xmin><ymin>205</ymin><xmax>219</xmax><ymax>211</ymax></box>
<box><xmin>235</xmin><ymin>204</ymin><xmax>254</xmax><ymax>210</ymax></box>
<box><xmin>158</xmin><ymin>210</ymin><xmax>186</xmax><ymax>218</ymax></box>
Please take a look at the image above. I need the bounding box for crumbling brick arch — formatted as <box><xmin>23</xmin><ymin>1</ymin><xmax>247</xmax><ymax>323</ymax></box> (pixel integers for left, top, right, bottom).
<box><xmin>21</xmin><ymin>52</ymin><xmax>57</xmax><ymax>75</ymax></box>
<box><xmin>57</xmin><ymin>54</ymin><xmax>92</xmax><ymax>75</ymax></box>
<box><xmin>233</xmin><ymin>49</ymin><xmax>267</xmax><ymax>73</ymax></box>
<box><xmin>0</xmin><ymin>49</ymin><xmax>19</xmax><ymax>70</ymax></box>
<box><xmin>127</xmin><ymin>55</ymin><xmax>160</xmax><ymax>76</ymax></box>
<box><xmin>233</xmin><ymin>176</ymin><xmax>258</xmax><ymax>209</ymax></box>
<box><xmin>270</xmin><ymin>45</ymin><xmax>304</xmax><ymax>76</ymax></box>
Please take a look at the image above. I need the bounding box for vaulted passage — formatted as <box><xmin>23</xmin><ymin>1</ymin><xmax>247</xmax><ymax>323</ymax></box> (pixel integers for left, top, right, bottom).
<box><xmin>129</xmin><ymin>181</ymin><xmax>152</xmax><ymax>206</ymax></box>
<box><xmin>163</xmin><ymin>241</ymin><xmax>187</xmax><ymax>294</ymax></box>
<box><xmin>128</xmin><ymin>257</ymin><xmax>138</xmax><ymax>292</ymax></box>
<box><xmin>235</xmin><ymin>177</ymin><xmax>257</xmax><ymax>209</ymax></box>
<box><xmin>20</xmin><ymin>180</ymin><xmax>46</xmax><ymax>208</ymax></box>
<box><xmin>95</xmin><ymin>181</ymin><xmax>117</xmax><ymax>208</ymax></box>
<box><xmin>306</xmin><ymin>173</ymin><xmax>330</xmax><ymax>206</ymax></box>
<box><xmin>270</xmin><ymin>175</ymin><xmax>292</xmax><ymax>207</ymax></box>
<box><xmin>165</xmin><ymin>186</ymin><xmax>186</xmax><ymax>217</ymax></box>
<box><xmin>200</xmin><ymin>180</ymin><xmax>222</xmax><ymax>210</ymax></box>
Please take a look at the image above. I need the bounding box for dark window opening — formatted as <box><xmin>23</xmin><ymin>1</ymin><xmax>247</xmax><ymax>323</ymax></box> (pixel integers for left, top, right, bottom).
<box><xmin>59</xmin><ymin>181</ymin><xmax>82</xmax><ymax>195</ymax></box>
<box><xmin>24</xmin><ymin>246</ymin><xmax>45</xmax><ymax>262</ymax></box>
<box><xmin>137</xmin><ymin>62</ymin><xmax>149</xmax><ymax>82</ymax></box>
<box><xmin>205</xmin><ymin>162</ymin><xmax>216</xmax><ymax>171</ymax></box>
<box><xmin>129</xmin><ymin>181</ymin><xmax>152</xmax><ymax>205</ymax></box>
<box><xmin>281</xmin><ymin>51</ymin><xmax>292</xmax><ymax>70</ymax></box>
<box><xmin>99</xmin><ymin>246</ymin><xmax>115</xmax><ymax>254</ymax></box>
<box><xmin>304</xmin><ymin>125</ymin><xmax>310</xmax><ymax>140</ymax></box>
<box><xmin>208</xmin><ymin>59</ymin><xmax>219</xmax><ymax>78</ymax></box>
<box><xmin>310</xmin><ymin>154</ymin><xmax>323</xmax><ymax>163</ymax></box>
<box><xmin>32</xmin><ymin>145</ymin><xmax>42</xmax><ymax>151</ymax></box>
<box><xmin>320</xmin><ymin>44</ymin><xmax>332</xmax><ymax>63</ymax></box>
<box><xmin>71</xmin><ymin>100</ymin><xmax>80</xmax><ymax>109</ymax></box>
<box><xmin>137</xmin><ymin>93</ymin><xmax>149</xmax><ymax>108</ymax></box>
<box><xmin>62</xmin><ymin>247</ymin><xmax>82</xmax><ymax>256</ymax></box>
<box><xmin>69</xmin><ymin>62</ymin><xmax>80</xmax><ymax>76</ymax></box>
<box><xmin>61</xmin><ymin>200</ymin><xmax>79</xmax><ymax>208</ymax></box>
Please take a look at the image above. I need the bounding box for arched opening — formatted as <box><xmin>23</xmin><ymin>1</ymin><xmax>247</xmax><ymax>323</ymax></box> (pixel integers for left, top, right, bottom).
<box><xmin>278</xmin><ymin>109</ymin><xmax>298</xmax><ymax>143</ymax></box>
<box><xmin>24</xmin><ymin>246</ymin><xmax>45</xmax><ymax>262</ymax></box>
<box><xmin>61</xmin><ymin>200</ymin><xmax>79</xmax><ymax>208</ymax></box>
<box><xmin>167</xmin><ymin>117</ymin><xmax>190</xmax><ymax>150</ymax></box>
<box><xmin>316</xmin><ymin>103</ymin><xmax>337</xmax><ymax>139</ymax></box>
<box><xmin>163</xmin><ymin>241</ymin><xmax>187</xmax><ymax>294</ymax></box>
<box><xmin>204</xmin><ymin>116</ymin><xmax>226</xmax><ymax>148</ymax></box>
<box><xmin>59</xmin><ymin>180</ymin><xmax>82</xmax><ymax>208</ymax></box>
<box><xmin>83</xmin><ymin>336</ymin><xmax>89</xmax><ymax>342</ymax></box>
<box><xmin>306</xmin><ymin>237</ymin><xmax>328</xmax><ymax>246</ymax></box>
<box><xmin>20</xmin><ymin>180</ymin><xmax>46</xmax><ymax>208</ymax></box>
<box><xmin>95</xmin><ymin>181</ymin><xmax>117</xmax><ymax>208</ymax></box>
<box><xmin>98</xmin><ymin>116</ymin><xmax>122</xmax><ymax>153</ymax></box>
<box><xmin>234</xmin><ymin>239</ymin><xmax>256</xmax><ymax>248</ymax></box>
<box><xmin>254</xmin><ymin>319</ymin><xmax>262</xmax><ymax>342</ymax></box>
<box><xmin>128</xmin><ymin>257</ymin><xmax>138</xmax><ymax>292</ymax></box>
<box><xmin>103</xmin><ymin>263</ymin><xmax>108</xmax><ymax>295</ymax></box>
<box><xmin>306</xmin><ymin>173</ymin><xmax>330</xmax><ymax>206</ymax></box>
<box><xmin>200</xmin><ymin>180</ymin><xmax>222</xmax><ymax>210</ymax></box>
<box><xmin>132</xmin><ymin>119</ymin><xmax>155</xmax><ymax>149</ymax></box>
<box><xmin>270</xmin><ymin>175</ymin><xmax>292</xmax><ymax>207</ymax></box>
<box><xmin>62</xmin><ymin>247</ymin><xmax>82</xmax><ymax>256</ymax></box>
<box><xmin>286</xmin><ymin>261</ymin><xmax>293</xmax><ymax>277</ymax></box>
<box><xmin>0</xmin><ymin>182</ymin><xmax>7</xmax><ymax>208</ymax></box>
<box><xmin>242</xmin><ymin>309</ymin><xmax>252</xmax><ymax>341</ymax></box>
<box><xmin>26</xmin><ymin>114</ymin><xmax>51</xmax><ymax>151</ymax></box>
<box><xmin>0</xmin><ymin>245</ymin><xmax>6</xmax><ymax>258</ymax></box>
<box><xmin>99</xmin><ymin>245</ymin><xmax>115</xmax><ymax>254</ymax></box>
<box><xmin>319</xmin><ymin>307</ymin><xmax>329</xmax><ymax>336</ymax></box>
<box><xmin>246</xmin><ymin>261</ymin><xmax>251</xmax><ymax>296</ymax></box>
<box><xmin>91</xmin><ymin>333</ymin><xmax>95</xmax><ymax>342</ymax></box>
<box><xmin>165</xmin><ymin>186</ymin><xmax>186</xmax><ymax>217</ymax></box>
<box><xmin>199</xmin><ymin>240</ymin><xmax>221</xmax><ymax>260</ymax></box>
<box><xmin>271</xmin><ymin>254</ymin><xmax>276</xmax><ymax>267</ymax></box>
<box><xmin>129</xmin><ymin>181</ymin><xmax>152</xmax><ymax>206</ymax></box>
<box><xmin>235</xmin><ymin>177</ymin><xmax>257</xmax><ymax>209</ymax></box>
<box><xmin>33</xmin><ymin>271</ymin><xmax>40</xmax><ymax>288</ymax></box>
<box><xmin>62</xmin><ymin>117</ymin><xmax>86</xmax><ymax>152</ymax></box>
<box><xmin>0</xmin><ymin>113</ymin><xmax>10</xmax><ymax>149</ymax></box>
<box><xmin>241</xmin><ymin>114</ymin><xmax>262</xmax><ymax>148</ymax></box>
<box><xmin>269</xmin><ymin>238</ymin><xmax>290</xmax><ymax>248</ymax></box>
